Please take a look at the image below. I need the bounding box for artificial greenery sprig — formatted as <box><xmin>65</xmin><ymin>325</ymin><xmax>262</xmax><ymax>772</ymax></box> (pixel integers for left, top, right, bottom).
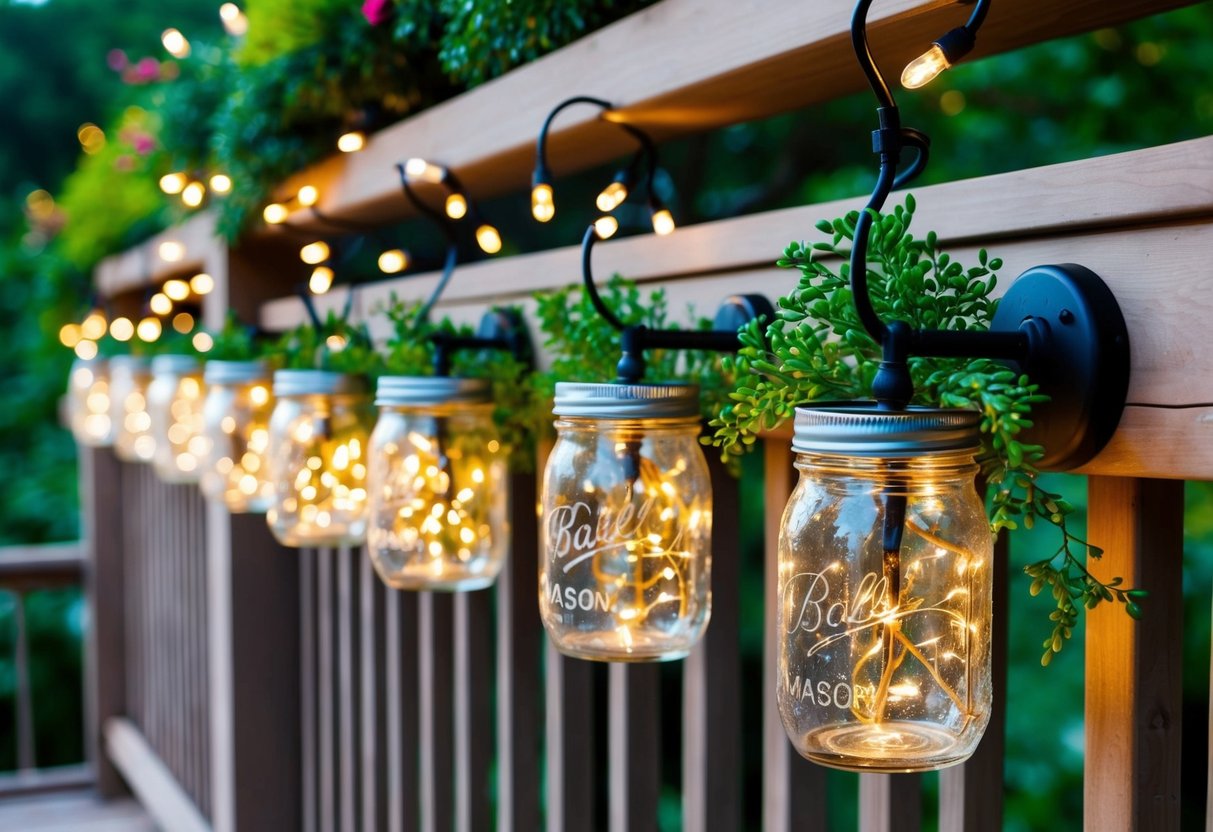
<box><xmin>709</xmin><ymin>195</ymin><xmax>1142</xmax><ymax>665</ymax></box>
<box><xmin>269</xmin><ymin>310</ymin><xmax>384</xmax><ymax>376</ymax></box>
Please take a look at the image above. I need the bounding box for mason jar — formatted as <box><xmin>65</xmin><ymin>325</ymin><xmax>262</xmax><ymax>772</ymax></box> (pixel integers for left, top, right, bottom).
<box><xmin>111</xmin><ymin>356</ymin><xmax>155</xmax><ymax>463</ymax></box>
<box><xmin>367</xmin><ymin>376</ymin><xmax>508</xmax><ymax>591</ymax></box>
<box><xmin>148</xmin><ymin>355</ymin><xmax>207</xmax><ymax>483</ymax></box>
<box><xmin>777</xmin><ymin>405</ymin><xmax>992</xmax><ymax>772</ymax></box>
<box><xmin>540</xmin><ymin>382</ymin><xmax>712</xmax><ymax>662</ymax></box>
<box><xmin>266</xmin><ymin>370</ymin><xmax>372</xmax><ymax>547</ymax></box>
<box><xmin>67</xmin><ymin>357</ymin><xmax>114</xmax><ymax>447</ymax></box>
<box><xmin>200</xmin><ymin>360</ymin><xmax>275</xmax><ymax>513</ymax></box>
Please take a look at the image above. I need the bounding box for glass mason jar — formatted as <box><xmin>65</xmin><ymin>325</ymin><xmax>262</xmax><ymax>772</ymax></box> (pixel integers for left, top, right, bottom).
<box><xmin>540</xmin><ymin>382</ymin><xmax>712</xmax><ymax>662</ymax></box>
<box><xmin>200</xmin><ymin>360</ymin><xmax>275</xmax><ymax>513</ymax></box>
<box><xmin>367</xmin><ymin>376</ymin><xmax>509</xmax><ymax>591</ymax></box>
<box><xmin>111</xmin><ymin>356</ymin><xmax>155</xmax><ymax>462</ymax></box>
<box><xmin>266</xmin><ymin>370</ymin><xmax>373</xmax><ymax>547</ymax></box>
<box><xmin>148</xmin><ymin>355</ymin><xmax>207</xmax><ymax>483</ymax></box>
<box><xmin>777</xmin><ymin>405</ymin><xmax>992</xmax><ymax>772</ymax></box>
<box><xmin>67</xmin><ymin>357</ymin><xmax>114</xmax><ymax>447</ymax></box>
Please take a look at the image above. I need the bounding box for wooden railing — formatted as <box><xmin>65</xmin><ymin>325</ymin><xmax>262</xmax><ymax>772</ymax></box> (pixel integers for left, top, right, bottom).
<box><xmin>71</xmin><ymin>0</ymin><xmax>1212</xmax><ymax>829</ymax></box>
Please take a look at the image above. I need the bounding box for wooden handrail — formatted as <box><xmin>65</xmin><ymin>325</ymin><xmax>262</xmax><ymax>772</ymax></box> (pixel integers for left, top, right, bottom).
<box><xmin>0</xmin><ymin>542</ymin><xmax>86</xmax><ymax>590</ymax></box>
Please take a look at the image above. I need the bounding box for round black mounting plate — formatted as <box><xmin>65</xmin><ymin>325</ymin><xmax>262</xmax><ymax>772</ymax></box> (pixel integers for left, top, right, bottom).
<box><xmin>477</xmin><ymin>308</ymin><xmax>534</xmax><ymax>367</ymax></box>
<box><xmin>714</xmin><ymin>294</ymin><xmax>776</xmax><ymax>332</ymax></box>
<box><xmin>990</xmin><ymin>264</ymin><xmax>1130</xmax><ymax>471</ymax></box>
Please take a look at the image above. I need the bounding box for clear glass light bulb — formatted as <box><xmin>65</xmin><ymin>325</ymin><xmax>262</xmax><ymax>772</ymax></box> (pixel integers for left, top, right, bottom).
<box><xmin>337</xmin><ymin>131</ymin><xmax>366</xmax><ymax>153</ymax></box>
<box><xmin>159</xmin><ymin>172</ymin><xmax>187</xmax><ymax>195</ymax></box>
<box><xmin>81</xmin><ymin>311</ymin><xmax>107</xmax><ymax>341</ymax></box>
<box><xmin>596</xmin><ymin>181</ymin><xmax>628</xmax><ymax>212</ymax></box>
<box><xmin>190</xmin><ymin>273</ymin><xmax>215</xmax><ymax>295</ymax></box>
<box><xmin>110</xmin><ymin>317</ymin><xmax>135</xmax><ymax>342</ymax></box>
<box><xmin>651</xmin><ymin>208</ymin><xmax>675</xmax><ymax>236</ymax></box>
<box><xmin>594</xmin><ymin>215</ymin><xmax>619</xmax><ymax>240</ymax></box>
<box><xmin>263</xmin><ymin>203</ymin><xmax>288</xmax><ymax>224</ymax></box>
<box><xmin>902</xmin><ymin>45</ymin><xmax>951</xmax><ymax>89</ymax></box>
<box><xmin>297</xmin><ymin>185</ymin><xmax>319</xmax><ymax>207</ymax></box>
<box><xmin>150</xmin><ymin>293</ymin><xmax>173</xmax><ymax>316</ymax></box>
<box><xmin>444</xmin><ymin>192</ymin><xmax>468</xmax><ymax>220</ymax></box>
<box><xmin>193</xmin><ymin>332</ymin><xmax>213</xmax><ymax>352</ymax></box>
<box><xmin>404</xmin><ymin>158</ymin><xmax>445</xmax><ymax>184</ymax></box>
<box><xmin>309</xmin><ymin>266</ymin><xmax>334</xmax><ymax>295</ymax></box>
<box><xmin>182</xmin><ymin>181</ymin><xmax>206</xmax><ymax>207</ymax></box>
<box><xmin>378</xmin><ymin>249</ymin><xmax>408</xmax><ymax>274</ymax></box>
<box><xmin>531</xmin><ymin>183</ymin><xmax>555</xmax><ymax>222</ymax></box>
<box><xmin>164</xmin><ymin>279</ymin><xmax>190</xmax><ymax>301</ymax></box>
<box><xmin>300</xmin><ymin>241</ymin><xmax>330</xmax><ymax>264</ymax></box>
<box><xmin>159</xmin><ymin>241</ymin><xmax>185</xmax><ymax>262</ymax></box>
<box><xmin>173</xmin><ymin>311</ymin><xmax>194</xmax><ymax>334</ymax></box>
<box><xmin>209</xmin><ymin>173</ymin><xmax>232</xmax><ymax>194</ymax></box>
<box><xmin>137</xmin><ymin>317</ymin><xmax>162</xmax><ymax>342</ymax></box>
<box><xmin>476</xmin><ymin>224</ymin><xmax>502</xmax><ymax>254</ymax></box>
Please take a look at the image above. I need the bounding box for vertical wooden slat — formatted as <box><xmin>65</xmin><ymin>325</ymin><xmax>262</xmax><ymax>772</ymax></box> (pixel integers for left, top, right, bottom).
<box><xmin>761</xmin><ymin>439</ymin><xmax>827</xmax><ymax>831</ymax></box>
<box><xmin>13</xmin><ymin>592</ymin><xmax>35</xmax><ymax>771</ymax></box>
<box><xmin>683</xmin><ymin>455</ymin><xmax>742</xmax><ymax>832</ymax></box>
<box><xmin>497</xmin><ymin>470</ymin><xmax>542</xmax><ymax>832</ymax></box>
<box><xmin>545</xmin><ymin>645</ymin><xmax>596</xmax><ymax>832</ymax></box>
<box><xmin>859</xmin><ymin>775</ymin><xmax>921</xmax><ymax>832</ymax></box>
<box><xmin>318</xmin><ymin>547</ymin><xmax>338</xmax><ymax>832</ymax></box>
<box><xmin>301</xmin><ymin>547</ymin><xmax>318</xmax><ymax>832</ymax></box>
<box><xmin>337</xmin><ymin>545</ymin><xmax>361</xmax><ymax>832</ymax></box>
<box><xmin>1085</xmin><ymin>477</ymin><xmax>1183</xmax><ymax>831</ymax></box>
<box><xmin>609</xmin><ymin>663</ymin><xmax>661</xmax><ymax>832</ymax></box>
<box><xmin>939</xmin><ymin>533</ymin><xmax>1009</xmax><ymax>830</ymax></box>
<box><xmin>386</xmin><ymin>588</ymin><xmax>421</xmax><ymax>832</ymax></box>
<box><xmin>419</xmin><ymin>591</ymin><xmax>454</xmax><ymax>832</ymax></box>
<box><xmin>455</xmin><ymin>589</ymin><xmax>494</xmax><ymax>832</ymax></box>
<box><xmin>82</xmin><ymin>447</ymin><xmax>127</xmax><ymax>797</ymax></box>
<box><xmin>361</xmin><ymin>552</ymin><xmax>388</xmax><ymax>832</ymax></box>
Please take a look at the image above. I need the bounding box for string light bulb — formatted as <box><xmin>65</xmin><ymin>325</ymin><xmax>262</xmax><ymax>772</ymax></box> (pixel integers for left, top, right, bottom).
<box><xmin>651</xmin><ymin>207</ymin><xmax>676</xmax><ymax>236</ymax></box>
<box><xmin>190</xmin><ymin>273</ymin><xmax>215</xmax><ymax>295</ymax></box>
<box><xmin>163</xmin><ymin>279</ymin><xmax>190</xmax><ymax>301</ymax></box>
<box><xmin>337</xmin><ymin>131</ymin><xmax>366</xmax><ymax>153</ymax></box>
<box><xmin>160</xmin><ymin>172</ymin><xmax>188</xmax><ymax>195</ymax></box>
<box><xmin>309</xmin><ymin>266</ymin><xmax>334</xmax><ymax>295</ymax></box>
<box><xmin>161</xmin><ymin>28</ymin><xmax>190</xmax><ymax>58</ymax></box>
<box><xmin>263</xmin><ymin>203</ymin><xmax>288</xmax><ymax>224</ymax></box>
<box><xmin>593</xmin><ymin>215</ymin><xmax>619</xmax><ymax>240</ymax></box>
<box><xmin>444</xmin><ymin>192</ymin><xmax>468</xmax><ymax>220</ymax></box>
<box><xmin>81</xmin><ymin>310</ymin><xmax>108</xmax><ymax>341</ymax></box>
<box><xmin>181</xmin><ymin>181</ymin><xmax>206</xmax><ymax>207</ymax></box>
<box><xmin>150</xmin><ymin>293</ymin><xmax>173</xmax><ymax>316</ymax></box>
<box><xmin>901</xmin><ymin>45</ymin><xmax>951</xmax><ymax>89</ymax></box>
<box><xmin>596</xmin><ymin>179</ymin><xmax>629</xmax><ymax>212</ymax></box>
<box><xmin>297</xmin><ymin>185</ymin><xmax>319</xmax><ymax>207</ymax></box>
<box><xmin>901</xmin><ymin>26</ymin><xmax>978</xmax><ymax>90</ymax></box>
<box><xmin>404</xmin><ymin>158</ymin><xmax>445</xmax><ymax>184</ymax></box>
<box><xmin>531</xmin><ymin>182</ymin><xmax>555</xmax><ymax>222</ymax></box>
<box><xmin>110</xmin><ymin>317</ymin><xmax>135</xmax><ymax>342</ymax></box>
<box><xmin>300</xmin><ymin>241</ymin><xmax>331</xmax><ymax>265</ymax></box>
<box><xmin>377</xmin><ymin>249</ymin><xmax>409</xmax><ymax>274</ymax></box>
<box><xmin>59</xmin><ymin>324</ymin><xmax>82</xmax><ymax>349</ymax></box>
<box><xmin>209</xmin><ymin>173</ymin><xmax>232</xmax><ymax>194</ymax></box>
<box><xmin>159</xmin><ymin>241</ymin><xmax>185</xmax><ymax>262</ymax></box>
<box><xmin>219</xmin><ymin>3</ymin><xmax>249</xmax><ymax>36</ymax></box>
<box><xmin>475</xmin><ymin>224</ymin><xmax>503</xmax><ymax>254</ymax></box>
<box><xmin>137</xmin><ymin>317</ymin><xmax>163</xmax><ymax>342</ymax></box>
<box><xmin>193</xmin><ymin>331</ymin><xmax>214</xmax><ymax>352</ymax></box>
<box><xmin>74</xmin><ymin>339</ymin><xmax>99</xmax><ymax>360</ymax></box>
<box><xmin>173</xmin><ymin>312</ymin><xmax>195</xmax><ymax>333</ymax></box>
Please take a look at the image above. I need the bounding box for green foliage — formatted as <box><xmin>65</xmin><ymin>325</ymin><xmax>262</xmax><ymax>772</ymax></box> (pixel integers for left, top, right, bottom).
<box><xmin>204</xmin><ymin>311</ymin><xmax>270</xmax><ymax>362</ymax></box>
<box><xmin>238</xmin><ymin>0</ymin><xmax>350</xmax><ymax>66</ymax></box>
<box><xmin>710</xmin><ymin>196</ymin><xmax>1141</xmax><ymax>663</ymax></box>
<box><xmin>270</xmin><ymin>310</ymin><xmax>384</xmax><ymax>376</ymax></box>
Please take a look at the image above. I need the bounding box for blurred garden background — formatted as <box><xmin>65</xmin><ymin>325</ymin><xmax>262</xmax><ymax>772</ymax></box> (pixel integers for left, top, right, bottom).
<box><xmin>1</xmin><ymin>0</ymin><xmax>1212</xmax><ymax>827</ymax></box>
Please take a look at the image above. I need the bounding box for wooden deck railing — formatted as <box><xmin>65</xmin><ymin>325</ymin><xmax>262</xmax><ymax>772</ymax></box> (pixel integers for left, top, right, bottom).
<box><xmin>59</xmin><ymin>0</ymin><xmax>1213</xmax><ymax>829</ymax></box>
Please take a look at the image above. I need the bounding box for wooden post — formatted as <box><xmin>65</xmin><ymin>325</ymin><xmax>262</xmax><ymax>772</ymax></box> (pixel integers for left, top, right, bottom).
<box><xmin>207</xmin><ymin>505</ymin><xmax>302</xmax><ymax>832</ymax></box>
<box><xmin>683</xmin><ymin>454</ymin><xmax>743</xmax><ymax>832</ymax></box>
<box><xmin>81</xmin><ymin>446</ymin><xmax>128</xmax><ymax>797</ymax></box>
<box><xmin>1084</xmin><ymin>477</ymin><xmax>1183</xmax><ymax>831</ymax></box>
<box><xmin>761</xmin><ymin>440</ymin><xmax>827</xmax><ymax>831</ymax></box>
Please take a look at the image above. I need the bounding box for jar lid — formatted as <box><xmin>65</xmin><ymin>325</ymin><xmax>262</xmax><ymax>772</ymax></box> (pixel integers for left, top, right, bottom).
<box><xmin>553</xmin><ymin>381</ymin><xmax>700</xmax><ymax>419</ymax></box>
<box><xmin>376</xmin><ymin>375</ymin><xmax>491</xmax><ymax>407</ymax></box>
<box><xmin>151</xmin><ymin>354</ymin><xmax>200</xmax><ymax>374</ymax></box>
<box><xmin>109</xmin><ymin>355</ymin><xmax>150</xmax><ymax>371</ymax></box>
<box><xmin>792</xmin><ymin>403</ymin><xmax>981</xmax><ymax>456</ymax></box>
<box><xmin>205</xmin><ymin>360</ymin><xmax>270</xmax><ymax>384</ymax></box>
<box><xmin>273</xmin><ymin>369</ymin><xmax>366</xmax><ymax>397</ymax></box>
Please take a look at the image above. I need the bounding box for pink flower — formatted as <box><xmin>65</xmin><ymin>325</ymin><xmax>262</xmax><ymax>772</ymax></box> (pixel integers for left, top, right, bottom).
<box><xmin>362</xmin><ymin>0</ymin><xmax>393</xmax><ymax>26</ymax></box>
<box><xmin>132</xmin><ymin>135</ymin><xmax>156</xmax><ymax>155</ymax></box>
<box><xmin>107</xmin><ymin>49</ymin><xmax>128</xmax><ymax>72</ymax></box>
<box><xmin>135</xmin><ymin>57</ymin><xmax>160</xmax><ymax>82</ymax></box>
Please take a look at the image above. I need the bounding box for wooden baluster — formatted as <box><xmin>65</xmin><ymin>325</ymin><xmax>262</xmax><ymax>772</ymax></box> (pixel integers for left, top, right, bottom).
<box><xmin>609</xmin><ymin>663</ymin><xmax>661</xmax><ymax>832</ymax></box>
<box><xmin>301</xmin><ymin>547</ymin><xmax>319</xmax><ymax>832</ymax></box>
<box><xmin>12</xmin><ymin>590</ymin><xmax>35</xmax><ymax>772</ymax></box>
<box><xmin>940</xmin><ymin>533</ymin><xmax>1009</xmax><ymax>830</ymax></box>
<box><xmin>683</xmin><ymin>454</ymin><xmax>743</xmax><ymax>832</ymax></box>
<box><xmin>762</xmin><ymin>439</ymin><xmax>828</xmax><ymax>831</ymax></box>
<box><xmin>497</xmin><ymin>470</ymin><xmax>542</xmax><ymax>832</ymax></box>
<box><xmin>455</xmin><ymin>588</ymin><xmax>494</xmax><ymax>832</ymax></box>
<box><xmin>360</xmin><ymin>552</ymin><xmax>388</xmax><ymax>832</ymax></box>
<box><xmin>386</xmin><ymin>587</ymin><xmax>420</xmax><ymax>832</ymax></box>
<box><xmin>859</xmin><ymin>775</ymin><xmax>920</xmax><ymax>832</ymax></box>
<box><xmin>338</xmin><ymin>545</ymin><xmax>362</xmax><ymax>832</ymax></box>
<box><xmin>545</xmin><ymin>644</ymin><xmax>597</xmax><ymax>832</ymax></box>
<box><xmin>82</xmin><ymin>446</ymin><xmax>128</xmax><ymax>797</ymax></box>
<box><xmin>318</xmin><ymin>547</ymin><xmax>338</xmax><ymax>832</ymax></box>
<box><xmin>1085</xmin><ymin>477</ymin><xmax>1183</xmax><ymax>831</ymax></box>
<box><xmin>419</xmin><ymin>591</ymin><xmax>455</xmax><ymax>832</ymax></box>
